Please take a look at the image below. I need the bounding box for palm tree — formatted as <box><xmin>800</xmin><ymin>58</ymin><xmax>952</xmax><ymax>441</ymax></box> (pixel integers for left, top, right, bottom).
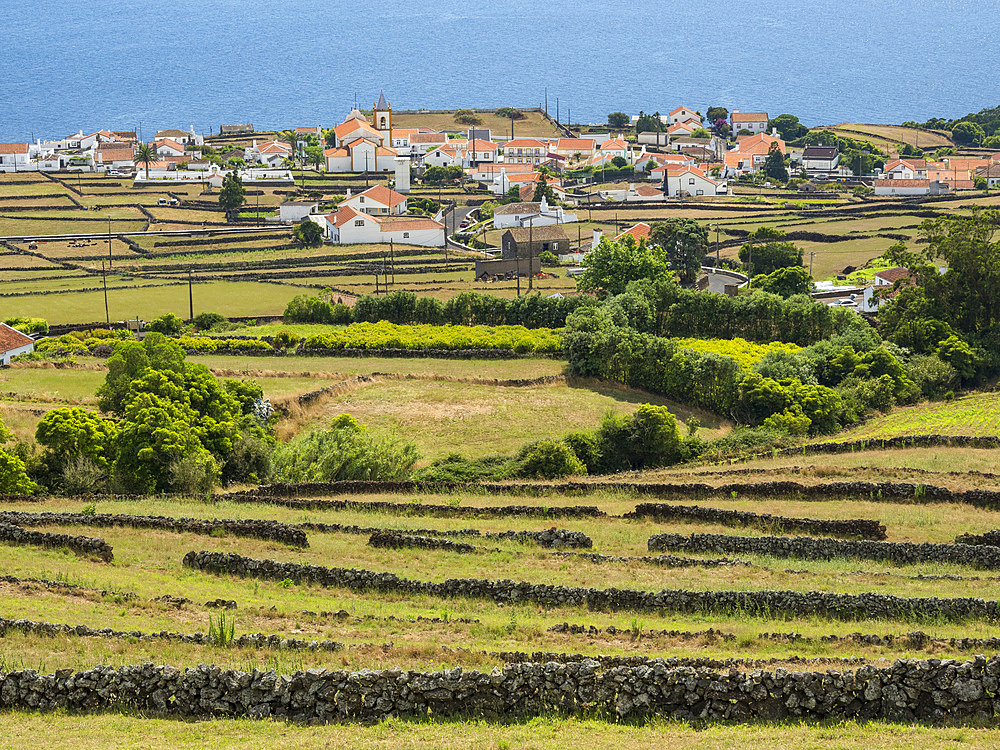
<box><xmin>134</xmin><ymin>143</ymin><xmax>156</xmax><ymax>180</ymax></box>
<box><xmin>281</xmin><ymin>129</ymin><xmax>299</xmax><ymax>166</ymax></box>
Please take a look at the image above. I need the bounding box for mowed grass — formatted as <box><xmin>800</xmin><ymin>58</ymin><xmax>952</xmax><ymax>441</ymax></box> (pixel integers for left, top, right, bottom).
<box><xmin>4</xmin><ymin>714</ymin><xmax>1000</xmax><ymax>750</ymax></box>
<box><xmin>837</xmin><ymin>392</ymin><xmax>1000</xmax><ymax>440</ymax></box>
<box><xmin>0</xmin><ymin>280</ymin><xmax>301</xmax><ymax>323</ymax></box>
<box><xmin>190</xmin><ymin>353</ymin><xmax>568</xmax><ymax>380</ymax></box>
<box><xmin>286</xmin><ymin>377</ymin><xmax>730</xmax><ymax>460</ymax></box>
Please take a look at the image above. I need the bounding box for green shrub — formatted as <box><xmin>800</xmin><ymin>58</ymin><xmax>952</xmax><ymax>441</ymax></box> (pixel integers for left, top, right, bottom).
<box><xmin>907</xmin><ymin>354</ymin><xmax>959</xmax><ymax>399</ymax></box>
<box><xmin>148</xmin><ymin>313</ymin><xmax>185</xmax><ymax>335</ymax></box>
<box><xmin>4</xmin><ymin>317</ymin><xmax>48</xmax><ymax>334</ymax></box>
<box><xmin>273</xmin><ymin>415</ymin><xmax>418</xmax><ymax>482</ymax></box>
<box><xmin>514</xmin><ymin>440</ymin><xmax>586</xmax><ymax>479</ymax></box>
<box><xmin>272</xmin><ymin>330</ymin><xmax>301</xmax><ymax>350</ymax></box>
<box><xmin>415</xmin><ymin>454</ymin><xmax>514</xmax><ymax>482</ymax></box>
<box><xmin>193</xmin><ymin>312</ymin><xmax>228</xmax><ymax>331</ymax></box>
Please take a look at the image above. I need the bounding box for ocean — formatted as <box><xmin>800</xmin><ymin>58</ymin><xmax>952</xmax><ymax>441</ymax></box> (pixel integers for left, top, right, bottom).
<box><xmin>2</xmin><ymin>0</ymin><xmax>999</xmax><ymax>142</ymax></box>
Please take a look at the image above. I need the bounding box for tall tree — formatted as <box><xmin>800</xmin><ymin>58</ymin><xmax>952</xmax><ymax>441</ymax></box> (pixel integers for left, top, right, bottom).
<box><xmin>764</xmin><ymin>143</ymin><xmax>789</xmax><ymax>182</ymax></box>
<box><xmin>649</xmin><ymin>219</ymin><xmax>709</xmax><ymax>286</ymax></box>
<box><xmin>608</xmin><ymin>112</ymin><xmax>630</xmax><ymax>129</ymax></box>
<box><xmin>281</xmin><ymin>129</ymin><xmax>299</xmax><ymax>167</ymax></box>
<box><xmin>133</xmin><ymin>143</ymin><xmax>156</xmax><ymax>180</ymax></box>
<box><xmin>578</xmin><ymin>236</ymin><xmax>671</xmax><ymax>297</ymax></box>
<box><xmin>218</xmin><ymin>171</ymin><xmax>246</xmax><ymax>216</ymax></box>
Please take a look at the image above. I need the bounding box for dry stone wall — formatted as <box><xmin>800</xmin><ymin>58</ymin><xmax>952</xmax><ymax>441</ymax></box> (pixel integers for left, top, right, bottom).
<box><xmin>367</xmin><ymin>531</ymin><xmax>476</xmax><ymax>554</ymax></box>
<box><xmin>2</xmin><ymin>656</ymin><xmax>1000</xmax><ymax>723</ymax></box>
<box><xmin>626</xmin><ymin>503</ymin><xmax>886</xmax><ymax>540</ymax></box>
<box><xmin>647</xmin><ymin>532</ymin><xmax>1000</xmax><ymax>570</ymax></box>
<box><xmin>182</xmin><ymin>550</ymin><xmax>1000</xmax><ymax>622</ymax></box>
<box><xmin>485</xmin><ymin>528</ymin><xmax>592</xmax><ymax>548</ymax></box>
<box><xmin>0</xmin><ymin>522</ymin><xmax>112</xmax><ymax>562</ymax></box>
<box><xmin>0</xmin><ymin>511</ymin><xmax>308</xmax><ymax>548</ymax></box>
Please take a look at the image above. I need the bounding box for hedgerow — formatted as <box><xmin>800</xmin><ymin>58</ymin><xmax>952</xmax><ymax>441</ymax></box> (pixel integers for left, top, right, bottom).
<box><xmin>300</xmin><ymin>322</ymin><xmax>562</xmax><ymax>353</ymax></box>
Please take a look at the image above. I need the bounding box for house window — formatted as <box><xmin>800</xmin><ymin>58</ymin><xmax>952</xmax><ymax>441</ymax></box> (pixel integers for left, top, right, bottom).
<box><xmin>354</xmin><ymin>220</ymin><xmax>364</xmax><ymax>226</ymax></box>
<box><xmin>689</xmin><ymin>178</ymin><xmax>695</xmax><ymax>185</ymax></box>
<box><xmin>359</xmin><ymin>196</ymin><xmax>364</xmax><ymax>202</ymax></box>
<box><xmin>403</xmin><ymin>232</ymin><xmax>409</xmax><ymax>238</ymax></box>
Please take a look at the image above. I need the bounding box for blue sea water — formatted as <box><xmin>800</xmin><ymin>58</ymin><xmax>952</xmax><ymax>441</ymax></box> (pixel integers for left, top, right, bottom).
<box><xmin>1</xmin><ymin>0</ymin><xmax>999</xmax><ymax>142</ymax></box>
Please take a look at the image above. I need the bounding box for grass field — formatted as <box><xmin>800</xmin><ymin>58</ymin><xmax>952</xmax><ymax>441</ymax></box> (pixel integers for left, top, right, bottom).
<box><xmin>392</xmin><ymin>109</ymin><xmax>562</xmax><ymax>138</ymax></box>
<box><xmin>837</xmin><ymin>392</ymin><xmax>1000</xmax><ymax>440</ymax></box>
<box><xmin>4</xmin><ymin>337</ymin><xmax>1000</xmax><ymax>739</ymax></box>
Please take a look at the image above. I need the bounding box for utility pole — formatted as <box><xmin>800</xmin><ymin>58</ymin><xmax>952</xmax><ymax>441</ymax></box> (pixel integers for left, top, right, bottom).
<box><xmin>809</xmin><ymin>252</ymin><xmax>816</xmax><ymax>277</ymax></box>
<box><xmin>715</xmin><ymin>224</ymin><xmax>720</xmax><ymax>261</ymax></box>
<box><xmin>188</xmin><ymin>270</ymin><xmax>194</xmax><ymax>321</ymax></box>
<box><xmin>528</xmin><ymin>217</ymin><xmax>534</xmax><ymax>292</ymax></box>
<box><xmin>556</xmin><ymin>98</ymin><xmax>559</xmax><ymax>126</ymax></box>
<box><xmin>390</xmin><ymin>239</ymin><xmax>395</xmax><ymax>285</ymax></box>
<box><xmin>101</xmin><ymin>261</ymin><xmax>109</xmax><ymax>324</ymax></box>
<box><xmin>107</xmin><ymin>217</ymin><xmax>112</xmax><ymax>269</ymax></box>
<box><xmin>545</xmin><ymin>88</ymin><xmax>548</xmax><ymax>117</ymax></box>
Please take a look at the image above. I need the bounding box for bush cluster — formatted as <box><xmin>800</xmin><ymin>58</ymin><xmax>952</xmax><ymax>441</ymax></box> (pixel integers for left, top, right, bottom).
<box><xmin>300</xmin><ymin>322</ymin><xmax>561</xmax><ymax>354</ymax></box>
<box><xmin>286</xmin><ymin>290</ymin><xmax>594</xmax><ymax>330</ymax></box>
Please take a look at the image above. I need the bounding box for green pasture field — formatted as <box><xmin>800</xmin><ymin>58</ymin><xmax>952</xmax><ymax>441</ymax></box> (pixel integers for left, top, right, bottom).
<box><xmin>288</xmin><ymin>377</ymin><xmax>731</xmax><ymax>460</ymax></box>
<box><xmin>392</xmin><ymin>109</ymin><xmax>562</xmax><ymax>138</ymax></box>
<box><xmin>189</xmin><ymin>353</ymin><xmax>568</xmax><ymax>380</ymax></box>
<box><xmin>0</xmin><ymin>280</ymin><xmax>301</xmax><ymax>323</ymax></box>
<box><xmin>1</xmin><ymin>714</ymin><xmax>996</xmax><ymax>750</ymax></box>
<box><xmin>836</xmin><ymin>392</ymin><xmax>1000</xmax><ymax>440</ymax></box>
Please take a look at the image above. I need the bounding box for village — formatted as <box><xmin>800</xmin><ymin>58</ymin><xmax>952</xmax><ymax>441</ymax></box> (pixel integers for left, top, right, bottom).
<box><xmin>1</xmin><ymin>91</ymin><xmax>999</xmax><ymax>321</ymax></box>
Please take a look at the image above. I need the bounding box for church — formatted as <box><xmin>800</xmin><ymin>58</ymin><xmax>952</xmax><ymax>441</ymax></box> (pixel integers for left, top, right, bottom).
<box><xmin>323</xmin><ymin>91</ymin><xmax>399</xmax><ymax>173</ymax></box>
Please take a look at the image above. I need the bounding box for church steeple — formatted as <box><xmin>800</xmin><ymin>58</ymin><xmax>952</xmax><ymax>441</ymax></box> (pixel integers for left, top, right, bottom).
<box><xmin>373</xmin><ymin>90</ymin><xmax>392</xmax><ymax>142</ymax></box>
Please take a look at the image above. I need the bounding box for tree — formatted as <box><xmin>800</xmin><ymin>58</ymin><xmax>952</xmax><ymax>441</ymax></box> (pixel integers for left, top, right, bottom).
<box><xmin>649</xmin><ymin>219</ymin><xmax>709</xmax><ymax>286</ymax></box>
<box><xmin>97</xmin><ymin>333</ymin><xmax>186</xmax><ymax>415</ymax></box>
<box><xmin>36</xmin><ymin>407</ymin><xmax>119</xmax><ymax>472</ymax></box>
<box><xmin>752</xmin><ymin>266</ymin><xmax>813</xmax><ymax>297</ymax></box>
<box><xmin>764</xmin><ymin>143</ymin><xmax>789</xmax><ymax>182</ymax></box>
<box><xmin>578</xmin><ymin>236</ymin><xmax>671</xmax><ymax>297</ymax></box>
<box><xmin>608</xmin><ymin>112</ymin><xmax>630</xmax><ymax>129</ymax></box>
<box><xmin>0</xmin><ymin>450</ymin><xmax>35</xmax><ymax>494</ymax></box>
<box><xmin>643</xmin><ymin>159</ymin><xmax>658</xmax><ymax>173</ymax></box>
<box><xmin>148</xmin><ymin>313</ymin><xmax>184</xmax><ymax>335</ymax></box>
<box><xmin>691</xmin><ymin>128</ymin><xmax>711</xmax><ymax>139</ymax></box>
<box><xmin>496</xmin><ymin>107</ymin><xmax>526</xmax><ymax>121</ymax></box>
<box><xmin>422</xmin><ymin>165</ymin><xmax>463</xmax><ymax>184</ymax></box>
<box><xmin>738</xmin><ymin>227</ymin><xmax>803</xmax><ymax>276</ymax></box>
<box><xmin>884</xmin><ymin>209</ymin><xmax>1000</xmax><ymax>338</ymax></box>
<box><xmin>293</xmin><ymin>219</ymin><xmax>323</xmax><ymax>246</ymax></box>
<box><xmin>767</xmin><ymin>114</ymin><xmax>809</xmax><ymax>141</ymax></box>
<box><xmin>322</xmin><ymin>127</ymin><xmax>337</xmax><ymax>147</ymax></box>
<box><xmin>280</xmin><ymin>129</ymin><xmax>299</xmax><ymax>165</ymax></box>
<box><xmin>304</xmin><ymin>145</ymin><xmax>324</xmax><ymax>169</ymax></box>
<box><xmin>218</xmin><ymin>171</ymin><xmax>246</xmax><ymax>215</ymax></box>
<box><xmin>706</xmin><ymin>106</ymin><xmax>729</xmax><ymax>124</ymax></box>
<box><xmin>611</xmin><ymin>155</ymin><xmax>627</xmax><ymax>168</ymax></box>
<box><xmin>454</xmin><ymin>109</ymin><xmax>481</xmax><ymax>125</ymax></box>
<box><xmin>133</xmin><ymin>143</ymin><xmax>156</xmax><ymax>180</ymax></box>
<box><xmin>635</xmin><ymin>111</ymin><xmax>664</xmax><ymax>134</ymax></box>
<box><xmin>952</xmin><ymin>121</ymin><xmax>986</xmax><ymax>146</ymax></box>
<box><xmin>515</xmin><ymin>439</ymin><xmax>586</xmax><ymax>479</ymax></box>
<box><xmin>531</xmin><ymin>172</ymin><xmax>558</xmax><ymax>204</ymax></box>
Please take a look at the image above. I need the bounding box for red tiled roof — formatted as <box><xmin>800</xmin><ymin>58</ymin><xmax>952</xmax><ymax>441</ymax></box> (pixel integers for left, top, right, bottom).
<box><xmin>353</xmin><ymin>185</ymin><xmax>407</xmax><ymax>208</ymax></box>
<box><xmin>408</xmin><ymin>133</ymin><xmax>448</xmax><ymax>144</ymax></box>
<box><xmin>0</xmin><ymin>143</ymin><xmax>29</xmax><ymax>154</ymax></box>
<box><xmin>615</xmin><ymin>222</ymin><xmax>651</xmax><ymax>242</ymax></box>
<box><xmin>874</xmin><ymin>267</ymin><xmax>915</xmax><ymax>284</ymax></box>
<box><xmin>0</xmin><ymin>323</ymin><xmax>34</xmax><ymax>352</ymax></box>
<box><xmin>732</xmin><ymin>112</ymin><xmax>768</xmax><ymax>122</ymax></box>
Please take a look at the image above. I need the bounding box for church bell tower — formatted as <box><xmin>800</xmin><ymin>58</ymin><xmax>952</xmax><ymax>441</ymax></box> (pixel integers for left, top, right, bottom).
<box><xmin>373</xmin><ymin>90</ymin><xmax>392</xmax><ymax>144</ymax></box>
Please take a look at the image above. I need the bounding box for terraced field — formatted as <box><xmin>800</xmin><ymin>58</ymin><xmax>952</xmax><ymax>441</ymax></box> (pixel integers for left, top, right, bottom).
<box><xmin>838</xmin><ymin>392</ymin><xmax>1000</xmax><ymax>440</ymax></box>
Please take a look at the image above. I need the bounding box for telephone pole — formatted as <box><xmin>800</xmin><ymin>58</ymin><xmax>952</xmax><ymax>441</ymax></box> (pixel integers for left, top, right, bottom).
<box><xmin>101</xmin><ymin>262</ymin><xmax>109</xmax><ymax>324</ymax></box>
<box><xmin>188</xmin><ymin>271</ymin><xmax>194</xmax><ymax>321</ymax></box>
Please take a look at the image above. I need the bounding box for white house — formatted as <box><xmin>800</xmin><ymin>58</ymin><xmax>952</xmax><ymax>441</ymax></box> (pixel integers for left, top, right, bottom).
<box><xmin>322</xmin><ymin>205</ymin><xmax>444</xmax><ymax>247</ymax></box>
<box><xmin>625</xmin><ymin>184</ymin><xmax>666</xmax><ymax>202</ymax></box>
<box><xmin>873</xmin><ymin>179</ymin><xmax>948</xmax><ymax>196</ymax></box>
<box><xmin>666</xmin><ymin>121</ymin><xmax>698</xmax><ymax>137</ymax></box>
<box><xmin>153</xmin><ymin>127</ymin><xmax>203</xmax><ymax>146</ymax></box>
<box><xmin>731</xmin><ymin>111</ymin><xmax>769</xmax><ymax>134</ymax></box>
<box><xmin>492</xmin><ymin>196</ymin><xmax>577</xmax><ymax>229</ymax></box>
<box><xmin>501</xmin><ymin>138</ymin><xmax>547</xmax><ymax>164</ymax></box>
<box><xmin>0</xmin><ymin>144</ymin><xmax>30</xmax><ymax>172</ymax></box>
<box><xmin>662</xmin><ymin>166</ymin><xmax>726</xmax><ymax>197</ymax></box>
<box><xmin>0</xmin><ymin>324</ymin><xmax>35</xmax><ymax>364</ymax></box>
<box><xmin>668</xmin><ymin>106</ymin><xmax>700</xmax><ymax>125</ymax></box>
<box><xmin>341</xmin><ymin>185</ymin><xmax>408</xmax><ymax>216</ymax></box>
<box><xmin>423</xmin><ymin>141</ymin><xmax>469</xmax><ymax>168</ymax></box>
<box><xmin>278</xmin><ymin>201</ymin><xmax>320</xmax><ymax>223</ymax></box>
<box><xmin>153</xmin><ymin>138</ymin><xmax>186</xmax><ymax>158</ymax></box>
<box><xmin>407</xmin><ymin>132</ymin><xmax>448</xmax><ymax>157</ymax></box>
<box><xmin>552</xmin><ymin>138</ymin><xmax>596</xmax><ymax>159</ymax></box>
<box><xmin>94</xmin><ymin>146</ymin><xmax>135</xmax><ymax>172</ymax></box>
<box><xmin>882</xmin><ymin>158</ymin><xmax>928</xmax><ymax>180</ymax></box>
<box><xmin>468</xmin><ymin>139</ymin><xmax>498</xmax><ymax>164</ymax></box>
<box><xmin>801</xmin><ymin>146</ymin><xmax>840</xmax><ymax>174</ymax></box>
<box><xmin>598</xmin><ymin>137</ymin><xmax>629</xmax><ymax>160</ymax></box>
<box><xmin>324</xmin><ymin>139</ymin><xmax>397</xmax><ymax>173</ymax></box>
<box><xmin>245</xmin><ymin>140</ymin><xmax>292</xmax><ymax>167</ymax></box>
